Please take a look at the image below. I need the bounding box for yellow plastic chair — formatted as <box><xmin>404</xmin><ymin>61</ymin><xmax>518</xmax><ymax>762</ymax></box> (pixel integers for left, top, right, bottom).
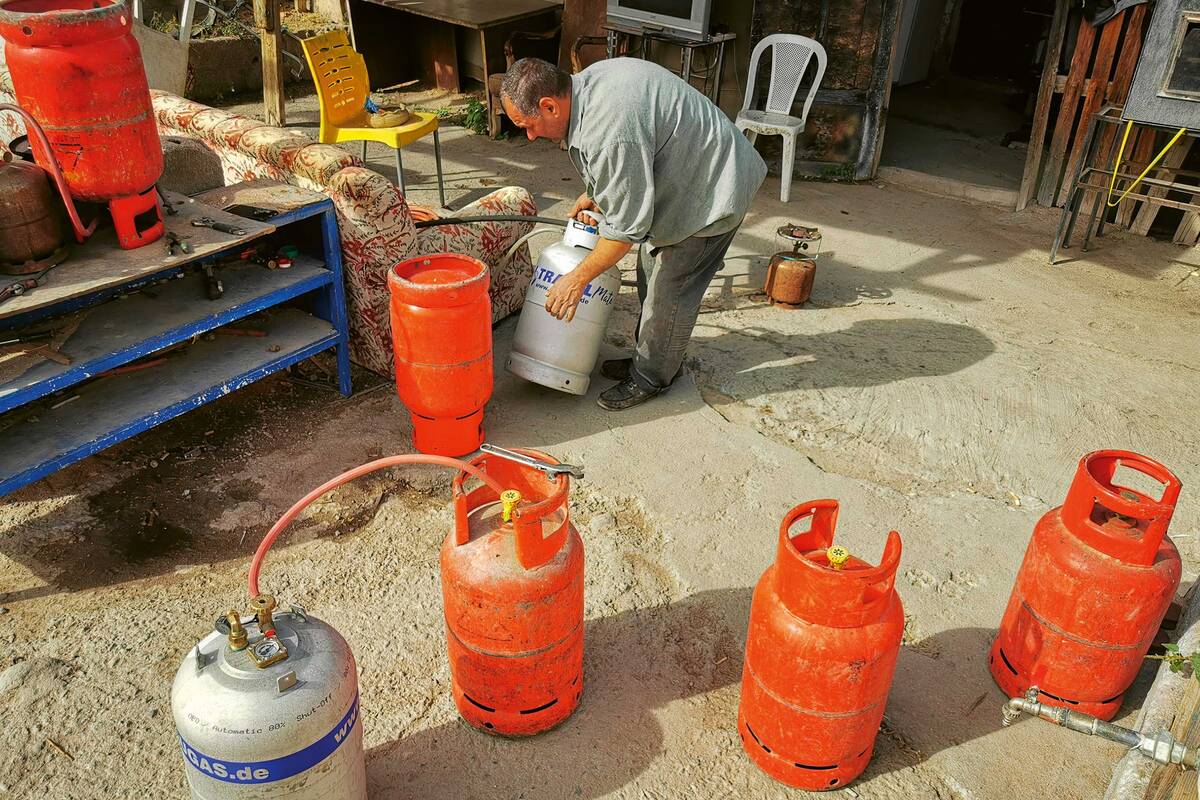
<box><xmin>302</xmin><ymin>30</ymin><xmax>445</xmax><ymax>207</ymax></box>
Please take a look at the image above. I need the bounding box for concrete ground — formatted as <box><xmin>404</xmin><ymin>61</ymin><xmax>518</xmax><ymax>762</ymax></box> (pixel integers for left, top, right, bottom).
<box><xmin>880</xmin><ymin>77</ymin><xmax>1028</xmax><ymax>208</ymax></box>
<box><xmin>2</xmin><ymin>93</ymin><xmax>1199</xmax><ymax>799</ymax></box>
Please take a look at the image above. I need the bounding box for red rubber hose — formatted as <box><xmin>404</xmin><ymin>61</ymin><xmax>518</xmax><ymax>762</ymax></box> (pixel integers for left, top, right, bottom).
<box><xmin>0</xmin><ymin>103</ymin><xmax>97</xmax><ymax>243</ymax></box>
<box><xmin>247</xmin><ymin>454</ymin><xmax>505</xmax><ymax>597</ymax></box>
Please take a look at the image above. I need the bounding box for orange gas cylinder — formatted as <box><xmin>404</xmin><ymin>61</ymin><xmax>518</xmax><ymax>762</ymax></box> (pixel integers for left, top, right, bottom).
<box><xmin>0</xmin><ymin>0</ymin><xmax>164</xmax><ymax>249</ymax></box>
<box><xmin>738</xmin><ymin>500</ymin><xmax>904</xmax><ymax>791</ymax></box>
<box><xmin>389</xmin><ymin>254</ymin><xmax>492</xmax><ymax>456</ymax></box>
<box><xmin>441</xmin><ymin>447</ymin><xmax>583</xmax><ymax>736</ymax></box>
<box><xmin>989</xmin><ymin>450</ymin><xmax>1182</xmax><ymax>720</ymax></box>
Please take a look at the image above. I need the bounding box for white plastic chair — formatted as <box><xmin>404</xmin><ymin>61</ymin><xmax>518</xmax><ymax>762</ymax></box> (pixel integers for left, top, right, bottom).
<box><xmin>736</xmin><ymin>34</ymin><xmax>828</xmax><ymax>203</ymax></box>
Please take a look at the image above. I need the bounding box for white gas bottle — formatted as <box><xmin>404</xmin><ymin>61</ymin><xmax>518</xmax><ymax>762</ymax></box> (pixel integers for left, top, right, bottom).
<box><xmin>171</xmin><ymin>596</ymin><xmax>366</xmax><ymax>800</ymax></box>
<box><xmin>507</xmin><ymin>213</ymin><xmax>621</xmax><ymax>395</ymax></box>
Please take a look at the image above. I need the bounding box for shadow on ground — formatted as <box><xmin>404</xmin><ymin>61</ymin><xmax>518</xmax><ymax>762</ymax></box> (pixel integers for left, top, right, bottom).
<box><xmin>366</xmin><ymin>590</ymin><xmax>1011</xmax><ymax>799</ymax></box>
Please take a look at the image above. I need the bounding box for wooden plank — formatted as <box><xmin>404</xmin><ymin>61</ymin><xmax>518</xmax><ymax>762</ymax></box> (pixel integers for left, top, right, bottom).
<box><xmin>1038</xmin><ymin>17</ymin><xmax>1097</xmax><ymax>207</ymax></box>
<box><xmin>1093</xmin><ymin>5</ymin><xmax>1150</xmax><ymax>177</ymax></box>
<box><xmin>0</xmin><ymin>192</ymin><xmax>274</xmax><ymax>323</ymax></box>
<box><xmin>255</xmin><ymin>0</ymin><xmax>286</xmax><ymax>127</ymax></box>
<box><xmin>358</xmin><ymin>0</ymin><xmax>560</xmax><ymax>30</ymax></box>
<box><xmin>429</xmin><ymin>21</ymin><xmax>460</xmax><ymax>91</ymax></box>
<box><xmin>1145</xmin><ymin>673</ymin><xmax>1200</xmax><ymax>799</ymax></box>
<box><xmin>1056</xmin><ymin>11</ymin><xmax>1125</xmax><ymax>207</ymax></box>
<box><xmin>1116</xmin><ymin>129</ymin><xmax>1157</xmax><ymax>228</ymax></box>
<box><xmin>1131</xmin><ymin>138</ymin><xmax>1196</xmax><ymax>236</ymax></box>
<box><xmin>1017</xmin><ymin>0</ymin><xmax>1069</xmax><ymax>212</ymax></box>
<box><xmin>1174</xmin><ymin>210</ymin><xmax>1200</xmax><ymax>245</ymax></box>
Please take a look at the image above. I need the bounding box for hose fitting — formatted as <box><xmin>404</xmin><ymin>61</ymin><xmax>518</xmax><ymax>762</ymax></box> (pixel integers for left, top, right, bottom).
<box><xmin>1001</xmin><ymin>686</ymin><xmax>1197</xmax><ymax>769</ymax></box>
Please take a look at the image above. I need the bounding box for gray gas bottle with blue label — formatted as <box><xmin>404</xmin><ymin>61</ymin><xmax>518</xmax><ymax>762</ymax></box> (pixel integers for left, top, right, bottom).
<box><xmin>171</xmin><ymin>596</ymin><xmax>366</xmax><ymax>800</ymax></box>
<box><xmin>507</xmin><ymin>212</ymin><xmax>623</xmax><ymax>395</ymax></box>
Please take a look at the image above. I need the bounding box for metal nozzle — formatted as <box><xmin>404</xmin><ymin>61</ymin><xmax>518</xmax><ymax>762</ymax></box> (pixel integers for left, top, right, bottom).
<box><xmin>225</xmin><ymin>610</ymin><xmax>248</xmax><ymax>651</ymax></box>
<box><xmin>250</xmin><ymin>594</ymin><xmax>277</xmax><ymax>634</ymax></box>
<box><xmin>1000</xmin><ymin>686</ymin><xmax>1196</xmax><ymax>769</ymax></box>
<box><xmin>827</xmin><ymin>546</ymin><xmax>850</xmax><ymax>570</ymax></box>
<box><xmin>501</xmin><ymin>490</ymin><xmax>522</xmax><ymax>523</ymax></box>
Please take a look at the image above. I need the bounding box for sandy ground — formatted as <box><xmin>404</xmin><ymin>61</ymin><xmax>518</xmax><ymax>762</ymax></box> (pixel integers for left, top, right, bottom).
<box><xmin>2</xmin><ymin>94</ymin><xmax>1199</xmax><ymax>799</ymax></box>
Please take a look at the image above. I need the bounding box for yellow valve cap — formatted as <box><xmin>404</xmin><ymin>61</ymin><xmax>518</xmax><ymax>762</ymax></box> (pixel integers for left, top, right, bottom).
<box><xmin>827</xmin><ymin>545</ymin><xmax>850</xmax><ymax>570</ymax></box>
<box><xmin>501</xmin><ymin>489</ymin><xmax>522</xmax><ymax>523</ymax></box>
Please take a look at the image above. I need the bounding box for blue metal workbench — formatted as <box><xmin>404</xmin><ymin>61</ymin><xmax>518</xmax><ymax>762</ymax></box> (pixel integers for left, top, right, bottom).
<box><xmin>0</xmin><ymin>182</ymin><xmax>352</xmax><ymax>497</ymax></box>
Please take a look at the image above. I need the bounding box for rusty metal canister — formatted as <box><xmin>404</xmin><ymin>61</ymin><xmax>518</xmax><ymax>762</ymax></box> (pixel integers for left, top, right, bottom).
<box><xmin>990</xmin><ymin>450</ymin><xmax>1182</xmax><ymax>721</ymax></box>
<box><xmin>0</xmin><ymin>152</ymin><xmax>66</xmax><ymax>274</ymax></box>
<box><xmin>738</xmin><ymin>499</ymin><xmax>904</xmax><ymax>790</ymax></box>
<box><xmin>764</xmin><ymin>224</ymin><xmax>821</xmax><ymax>307</ymax></box>
<box><xmin>0</xmin><ymin>0</ymin><xmax>165</xmax><ymax>248</ymax></box>
<box><xmin>389</xmin><ymin>253</ymin><xmax>493</xmax><ymax>456</ymax></box>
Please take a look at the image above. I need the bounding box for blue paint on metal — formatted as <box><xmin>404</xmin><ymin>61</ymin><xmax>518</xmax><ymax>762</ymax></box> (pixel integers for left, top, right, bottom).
<box><xmin>178</xmin><ymin>693</ymin><xmax>359</xmax><ymax>784</ymax></box>
<box><xmin>0</xmin><ymin>332</ymin><xmax>340</xmax><ymax>496</ymax></box>
<box><xmin>0</xmin><ymin>269</ymin><xmax>334</xmax><ymax>416</ymax></box>
<box><xmin>0</xmin><ymin>195</ymin><xmax>353</xmax><ymax>497</ymax></box>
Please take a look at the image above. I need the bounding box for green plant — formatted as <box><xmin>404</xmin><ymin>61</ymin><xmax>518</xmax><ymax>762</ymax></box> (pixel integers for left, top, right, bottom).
<box><xmin>463</xmin><ymin>98</ymin><xmax>489</xmax><ymax>136</ymax></box>
<box><xmin>148</xmin><ymin>10</ymin><xmax>180</xmax><ymax>36</ymax></box>
<box><xmin>819</xmin><ymin>162</ymin><xmax>856</xmax><ymax>182</ymax></box>
<box><xmin>1148</xmin><ymin>643</ymin><xmax>1200</xmax><ymax>682</ymax></box>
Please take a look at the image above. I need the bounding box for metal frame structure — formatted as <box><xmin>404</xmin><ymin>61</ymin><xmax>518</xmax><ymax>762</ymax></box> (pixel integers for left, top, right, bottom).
<box><xmin>1050</xmin><ymin>104</ymin><xmax>1200</xmax><ymax>264</ymax></box>
<box><xmin>602</xmin><ymin>19</ymin><xmax>734</xmax><ymax>105</ymax></box>
<box><xmin>0</xmin><ymin>194</ymin><xmax>352</xmax><ymax>497</ymax></box>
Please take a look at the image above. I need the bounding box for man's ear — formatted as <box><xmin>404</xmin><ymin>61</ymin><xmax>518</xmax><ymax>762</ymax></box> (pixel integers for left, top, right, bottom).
<box><xmin>539</xmin><ymin>96</ymin><xmax>560</xmax><ymax>117</ymax></box>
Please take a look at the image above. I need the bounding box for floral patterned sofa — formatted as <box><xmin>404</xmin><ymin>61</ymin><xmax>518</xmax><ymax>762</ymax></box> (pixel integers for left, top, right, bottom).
<box><xmin>0</xmin><ymin>77</ymin><xmax>538</xmax><ymax>377</ymax></box>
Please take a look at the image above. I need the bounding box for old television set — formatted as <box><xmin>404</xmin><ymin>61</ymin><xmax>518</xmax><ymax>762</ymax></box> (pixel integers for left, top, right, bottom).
<box><xmin>607</xmin><ymin>0</ymin><xmax>714</xmax><ymax>41</ymax></box>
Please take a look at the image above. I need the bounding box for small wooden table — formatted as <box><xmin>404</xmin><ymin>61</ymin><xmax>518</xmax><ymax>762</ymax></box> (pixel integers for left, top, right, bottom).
<box><xmin>350</xmin><ymin>0</ymin><xmax>562</xmax><ymax>122</ymax></box>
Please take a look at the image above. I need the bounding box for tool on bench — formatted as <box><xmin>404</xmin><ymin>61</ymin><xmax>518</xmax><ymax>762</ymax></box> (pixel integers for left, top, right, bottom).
<box><xmin>156</xmin><ymin>186</ymin><xmax>178</xmax><ymax>216</ymax></box>
<box><xmin>192</xmin><ymin>217</ymin><xmax>247</xmax><ymax>236</ymax></box>
<box><xmin>0</xmin><ymin>263</ymin><xmax>57</xmax><ymax>305</ymax></box>
<box><xmin>202</xmin><ymin>265</ymin><xmax>224</xmax><ymax>301</ymax></box>
<box><xmin>0</xmin><ymin>330</ymin><xmax>52</xmax><ymax>347</ymax></box>
<box><xmin>165</xmin><ymin>231</ymin><xmax>192</xmax><ymax>257</ymax></box>
<box><xmin>224</xmin><ymin>204</ymin><xmax>278</xmax><ymax>222</ymax></box>
<box><xmin>479</xmin><ymin>443</ymin><xmax>585</xmax><ymax>480</ymax></box>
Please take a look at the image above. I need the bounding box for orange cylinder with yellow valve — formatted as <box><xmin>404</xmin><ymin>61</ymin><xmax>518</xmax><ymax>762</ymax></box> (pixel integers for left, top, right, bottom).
<box><xmin>440</xmin><ymin>447</ymin><xmax>584</xmax><ymax>736</ymax></box>
<box><xmin>989</xmin><ymin>450</ymin><xmax>1182</xmax><ymax>720</ymax></box>
<box><xmin>737</xmin><ymin>500</ymin><xmax>904</xmax><ymax>791</ymax></box>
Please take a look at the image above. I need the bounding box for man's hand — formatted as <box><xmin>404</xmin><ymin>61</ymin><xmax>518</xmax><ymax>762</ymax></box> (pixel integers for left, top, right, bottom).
<box><xmin>545</xmin><ymin>273</ymin><xmax>586</xmax><ymax>322</ymax></box>
<box><xmin>543</xmin><ymin>237</ymin><xmax>633</xmax><ymax>323</ymax></box>
<box><xmin>568</xmin><ymin>193</ymin><xmax>599</xmax><ymax>225</ymax></box>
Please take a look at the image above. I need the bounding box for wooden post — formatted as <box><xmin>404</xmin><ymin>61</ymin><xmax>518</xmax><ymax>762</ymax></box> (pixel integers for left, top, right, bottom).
<box><xmin>254</xmin><ymin>0</ymin><xmax>286</xmax><ymax>127</ymax></box>
<box><xmin>1056</xmin><ymin>13</ymin><xmax>1124</xmax><ymax>207</ymax></box>
<box><xmin>1037</xmin><ymin>17</ymin><xmax>1097</xmax><ymax>207</ymax></box>
<box><xmin>1016</xmin><ymin>0</ymin><xmax>1068</xmax><ymax>212</ymax></box>
<box><xmin>1130</xmin><ymin>138</ymin><xmax>1195</xmax><ymax>236</ymax></box>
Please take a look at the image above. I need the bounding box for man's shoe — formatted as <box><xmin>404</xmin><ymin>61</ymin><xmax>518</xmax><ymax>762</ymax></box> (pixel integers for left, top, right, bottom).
<box><xmin>597</xmin><ymin>377</ymin><xmax>663</xmax><ymax>411</ymax></box>
<box><xmin>600</xmin><ymin>358</ymin><xmax>632</xmax><ymax>381</ymax></box>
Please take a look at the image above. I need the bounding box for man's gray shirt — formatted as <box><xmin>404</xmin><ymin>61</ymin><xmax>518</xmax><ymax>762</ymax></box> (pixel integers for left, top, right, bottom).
<box><xmin>565</xmin><ymin>58</ymin><xmax>767</xmax><ymax>248</ymax></box>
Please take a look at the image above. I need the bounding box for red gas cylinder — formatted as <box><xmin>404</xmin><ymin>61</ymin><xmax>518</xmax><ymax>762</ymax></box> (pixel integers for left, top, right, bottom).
<box><xmin>738</xmin><ymin>500</ymin><xmax>904</xmax><ymax>791</ymax></box>
<box><xmin>989</xmin><ymin>450</ymin><xmax>1182</xmax><ymax>720</ymax></box>
<box><xmin>0</xmin><ymin>0</ymin><xmax>164</xmax><ymax>248</ymax></box>
<box><xmin>389</xmin><ymin>253</ymin><xmax>492</xmax><ymax>456</ymax></box>
<box><xmin>441</xmin><ymin>448</ymin><xmax>583</xmax><ymax>736</ymax></box>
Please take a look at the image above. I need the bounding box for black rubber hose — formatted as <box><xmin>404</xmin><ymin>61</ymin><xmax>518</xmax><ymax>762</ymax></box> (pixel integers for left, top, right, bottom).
<box><xmin>414</xmin><ymin>215</ymin><xmax>569</xmax><ymax>229</ymax></box>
